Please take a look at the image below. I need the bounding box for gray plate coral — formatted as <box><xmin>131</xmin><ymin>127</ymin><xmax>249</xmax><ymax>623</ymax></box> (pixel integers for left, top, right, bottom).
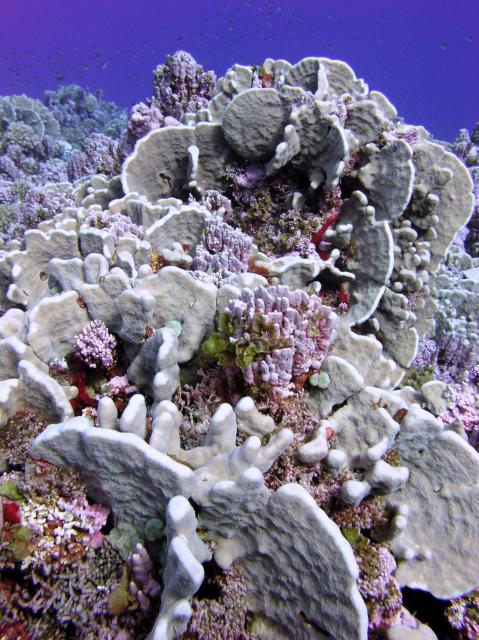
<box><xmin>1</xmin><ymin>53</ymin><xmax>478</xmax><ymax>640</ymax></box>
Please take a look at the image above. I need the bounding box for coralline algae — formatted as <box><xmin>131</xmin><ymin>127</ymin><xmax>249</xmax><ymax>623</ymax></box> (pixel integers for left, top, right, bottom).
<box><xmin>1</xmin><ymin>51</ymin><xmax>479</xmax><ymax>640</ymax></box>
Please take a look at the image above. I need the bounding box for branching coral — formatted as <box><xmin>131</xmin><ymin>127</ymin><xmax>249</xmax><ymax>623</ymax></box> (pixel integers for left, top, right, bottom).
<box><xmin>67</xmin><ymin>133</ymin><xmax>123</xmax><ymax>181</ymax></box>
<box><xmin>74</xmin><ymin>320</ymin><xmax>117</xmax><ymax>371</ymax></box>
<box><xmin>204</xmin><ymin>284</ymin><xmax>334</xmax><ymax>397</ymax></box>
<box><xmin>122</xmin><ymin>51</ymin><xmax>215</xmax><ymax>153</ymax></box>
<box><xmin>152</xmin><ymin>51</ymin><xmax>216</xmax><ymax>121</ymax></box>
<box><xmin>191</xmin><ymin>218</ymin><xmax>253</xmax><ymax>282</ymax></box>
<box><xmin>445</xmin><ymin>589</ymin><xmax>479</xmax><ymax>640</ymax></box>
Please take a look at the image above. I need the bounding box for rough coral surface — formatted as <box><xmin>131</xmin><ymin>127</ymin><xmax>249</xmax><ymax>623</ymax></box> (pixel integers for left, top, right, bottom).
<box><xmin>205</xmin><ymin>284</ymin><xmax>333</xmax><ymax>396</ymax></box>
<box><xmin>74</xmin><ymin>320</ymin><xmax>118</xmax><ymax>371</ymax></box>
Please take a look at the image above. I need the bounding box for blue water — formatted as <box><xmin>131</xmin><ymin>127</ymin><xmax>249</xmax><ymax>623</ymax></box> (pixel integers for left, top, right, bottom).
<box><xmin>1</xmin><ymin>0</ymin><xmax>478</xmax><ymax>140</ymax></box>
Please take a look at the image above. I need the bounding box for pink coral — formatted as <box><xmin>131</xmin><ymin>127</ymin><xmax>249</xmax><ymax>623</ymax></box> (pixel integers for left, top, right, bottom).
<box><xmin>441</xmin><ymin>381</ymin><xmax>479</xmax><ymax>448</ymax></box>
<box><xmin>74</xmin><ymin>320</ymin><xmax>117</xmax><ymax>371</ymax></box>
<box><xmin>192</xmin><ymin>218</ymin><xmax>253</xmax><ymax>282</ymax></box>
<box><xmin>446</xmin><ymin>590</ymin><xmax>479</xmax><ymax>640</ymax></box>
<box><xmin>222</xmin><ymin>285</ymin><xmax>334</xmax><ymax>396</ymax></box>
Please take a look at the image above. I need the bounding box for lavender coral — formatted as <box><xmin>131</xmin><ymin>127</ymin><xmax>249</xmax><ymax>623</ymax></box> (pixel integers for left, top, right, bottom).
<box><xmin>74</xmin><ymin>320</ymin><xmax>117</xmax><ymax>371</ymax></box>
<box><xmin>204</xmin><ymin>285</ymin><xmax>334</xmax><ymax>396</ymax></box>
<box><xmin>0</xmin><ymin>179</ymin><xmax>75</xmax><ymax>247</ymax></box>
<box><xmin>192</xmin><ymin>218</ymin><xmax>253</xmax><ymax>282</ymax></box>
<box><xmin>1</xmin><ymin>51</ymin><xmax>479</xmax><ymax>640</ymax></box>
<box><xmin>67</xmin><ymin>132</ymin><xmax>123</xmax><ymax>181</ymax></box>
<box><xmin>122</xmin><ymin>51</ymin><xmax>215</xmax><ymax>152</ymax></box>
<box><xmin>152</xmin><ymin>50</ymin><xmax>216</xmax><ymax>120</ymax></box>
<box><xmin>84</xmin><ymin>211</ymin><xmax>144</xmax><ymax>244</ymax></box>
<box><xmin>127</xmin><ymin>543</ymin><xmax>162</xmax><ymax>611</ymax></box>
<box><xmin>450</xmin><ymin>123</ymin><xmax>479</xmax><ymax>256</ymax></box>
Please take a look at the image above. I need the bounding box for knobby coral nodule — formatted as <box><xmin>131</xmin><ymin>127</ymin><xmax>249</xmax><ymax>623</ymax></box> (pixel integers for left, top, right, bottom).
<box><xmin>0</xmin><ymin>51</ymin><xmax>478</xmax><ymax>640</ymax></box>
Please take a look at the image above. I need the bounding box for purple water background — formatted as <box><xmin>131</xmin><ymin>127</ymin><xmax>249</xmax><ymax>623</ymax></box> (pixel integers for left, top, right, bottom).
<box><xmin>0</xmin><ymin>0</ymin><xmax>477</xmax><ymax>140</ymax></box>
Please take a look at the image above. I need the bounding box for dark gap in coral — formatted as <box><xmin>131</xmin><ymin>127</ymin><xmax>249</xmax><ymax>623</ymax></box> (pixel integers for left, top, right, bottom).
<box><xmin>194</xmin><ymin>559</ymin><xmax>224</xmax><ymax>601</ymax></box>
<box><xmin>330</xmin><ymin>398</ymin><xmax>348</xmax><ymax>413</ymax></box>
<box><xmin>97</xmin><ymin>499</ymin><xmax>115</xmax><ymax>534</ymax></box>
<box><xmin>339</xmin><ymin>173</ymin><xmax>362</xmax><ymax>199</ymax></box>
<box><xmin>401</xmin><ymin>587</ymin><xmax>451</xmax><ymax>637</ymax></box>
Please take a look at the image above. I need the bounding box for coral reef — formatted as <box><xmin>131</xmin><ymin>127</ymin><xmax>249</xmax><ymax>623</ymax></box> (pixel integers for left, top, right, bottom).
<box><xmin>43</xmin><ymin>84</ymin><xmax>127</xmax><ymax>147</ymax></box>
<box><xmin>1</xmin><ymin>52</ymin><xmax>478</xmax><ymax>640</ymax></box>
<box><xmin>122</xmin><ymin>51</ymin><xmax>216</xmax><ymax>154</ymax></box>
<box><xmin>0</xmin><ymin>94</ymin><xmax>66</xmax><ymax>185</ymax></box>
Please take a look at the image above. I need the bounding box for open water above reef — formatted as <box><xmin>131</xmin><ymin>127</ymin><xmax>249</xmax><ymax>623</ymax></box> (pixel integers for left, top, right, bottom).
<box><xmin>1</xmin><ymin>0</ymin><xmax>478</xmax><ymax>140</ymax></box>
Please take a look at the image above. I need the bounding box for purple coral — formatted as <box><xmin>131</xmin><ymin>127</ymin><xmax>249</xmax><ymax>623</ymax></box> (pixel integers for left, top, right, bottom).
<box><xmin>152</xmin><ymin>50</ymin><xmax>215</xmax><ymax>120</ymax></box>
<box><xmin>441</xmin><ymin>381</ymin><xmax>479</xmax><ymax>446</ymax></box>
<box><xmin>0</xmin><ymin>180</ymin><xmax>75</xmax><ymax>246</ymax></box>
<box><xmin>74</xmin><ymin>320</ymin><xmax>117</xmax><ymax>371</ymax></box>
<box><xmin>122</xmin><ymin>51</ymin><xmax>215</xmax><ymax>153</ymax></box>
<box><xmin>192</xmin><ymin>218</ymin><xmax>253</xmax><ymax>282</ymax></box>
<box><xmin>67</xmin><ymin>133</ymin><xmax>122</xmax><ymax>181</ymax></box>
<box><xmin>84</xmin><ymin>211</ymin><xmax>144</xmax><ymax>245</ymax></box>
<box><xmin>123</xmin><ymin>101</ymin><xmax>167</xmax><ymax>152</ymax></box>
<box><xmin>224</xmin><ymin>285</ymin><xmax>333</xmax><ymax>395</ymax></box>
<box><xmin>127</xmin><ymin>543</ymin><xmax>161</xmax><ymax>611</ymax></box>
<box><xmin>413</xmin><ymin>331</ymin><xmax>477</xmax><ymax>384</ymax></box>
<box><xmin>446</xmin><ymin>590</ymin><xmax>479</xmax><ymax>640</ymax></box>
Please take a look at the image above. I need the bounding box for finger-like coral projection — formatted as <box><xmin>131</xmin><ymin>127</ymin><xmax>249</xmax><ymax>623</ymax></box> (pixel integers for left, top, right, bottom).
<box><xmin>204</xmin><ymin>284</ymin><xmax>334</xmax><ymax>396</ymax></box>
<box><xmin>0</xmin><ymin>51</ymin><xmax>477</xmax><ymax>640</ymax></box>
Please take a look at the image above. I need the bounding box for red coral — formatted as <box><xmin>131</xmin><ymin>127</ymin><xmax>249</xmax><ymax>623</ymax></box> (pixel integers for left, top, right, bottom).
<box><xmin>311</xmin><ymin>211</ymin><xmax>340</xmax><ymax>247</ymax></box>
<box><xmin>69</xmin><ymin>369</ymin><xmax>96</xmax><ymax>415</ymax></box>
<box><xmin>0</xmin><ymin>622</ymin><xmax>30</xmax><ymax>640</ymax></box>
<box><xmin>2</xmin><ymin>500</ymin><xmax>21</xmax><ymax>525</ymax></box>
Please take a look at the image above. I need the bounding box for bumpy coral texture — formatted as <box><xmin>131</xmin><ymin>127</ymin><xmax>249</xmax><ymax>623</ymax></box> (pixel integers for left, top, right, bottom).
<box><xmin>43</xmin><ymin>84</ymin><xmax>127</xmax><ymax>146</ymax></box>
<box><xmin>152</xmin><ymin>50</ymin><xmax>216</xmax><ymax>120</ymax></box>
<box><xmin>67</xmin><ymin>132</ymin><xmax>122</xmax><ymax>181</ymax></box>
<box><xmin>0</xmin><ymin>456</ymin><xmax>159</xmax><ymax>639</ymax></box>
<box><xmin>205</xmin><ymin>285</ymin><xmax>333</xmax><ymax>396</ymax></box>
<box><xmin>2</xmin><ymin>50</ymin><xmax>479</xmax><ymax>640</ymax></box>
<box><xmin>74</xmin><ymin>320</ymin><xmax>118</xmax><ymax>371</ymax></box>
<box><xmin>446</xmin><ymin>590</ymin><xmax>479</xmax><ymax>640</ymax></box>
<box><xmin>84</xmin><ymin>211</ymin><xmax>144</xmax><ymax>244</ymax></box>
<box><xmin>123</xmin><ymin>50</ymin><xmax>215</xmax><ymax>152</ymax></box>
<box><xmin>192</xmin><ymin>218</ymin><xmax>253</xmax><ymax>282</ymax></box>
<box><xmin>450</xmin><ymin>123</ymin><xmax>479</xmax><ymax>257</ymax></box>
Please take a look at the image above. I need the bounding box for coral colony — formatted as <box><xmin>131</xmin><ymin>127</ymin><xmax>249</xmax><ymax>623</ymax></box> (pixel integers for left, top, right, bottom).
<box><xmin>1</xmin><ymin>50</ymin><xmax>479</xmax><ymax>640</ymax></box>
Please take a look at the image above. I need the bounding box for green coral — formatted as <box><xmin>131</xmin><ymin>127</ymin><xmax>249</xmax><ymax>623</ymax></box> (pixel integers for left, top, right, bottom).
<box><xmin>0</xmin><ymin>480</ymin><xmax>26</xmax><ymax>502</ymax></box>
<box><xmin>4</xmin><ymin>122</ymin><xmax>40</xmax><ymax>151</ymax></box>
<box><xmin>108</xmin><ymin>522</ymin><xmax>143</xmax><ymax>560</ymax></box>
<box><xmin>400</xmin><ymin>365</ymin><xmax>435</xmax><ymax>390</ymax></box>
<box><xmin>144</xmin><ymin>517</ymin><xmax>165</xmax><ymax>543</ymax></box>
<box><xmin>9</xmin><ymin>524</ymin><xmax>31</xmax><ymax>561</ymax></box>
<box><xmin>108</xmin><ymin>565</ymin><xmax>134</xmax><ymax>615</ymax></box>
<box><xmin>203</xmin><ymin>311</ymin><xmax>281</xmax><ymax>374</ymax></box>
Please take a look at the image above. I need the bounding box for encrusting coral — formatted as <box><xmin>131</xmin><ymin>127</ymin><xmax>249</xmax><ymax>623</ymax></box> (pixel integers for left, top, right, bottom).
<box><xmin>0</xmin><ymin>50</ymin><xmax>478</xmax><ymax>640</ymax></box>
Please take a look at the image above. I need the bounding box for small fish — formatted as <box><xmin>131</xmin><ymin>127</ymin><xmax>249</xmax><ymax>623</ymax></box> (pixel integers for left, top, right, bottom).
<box><xmin>101</xmin><ymin>61</ymin><xmax>109</xmax><ymax>69</ymax></box>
